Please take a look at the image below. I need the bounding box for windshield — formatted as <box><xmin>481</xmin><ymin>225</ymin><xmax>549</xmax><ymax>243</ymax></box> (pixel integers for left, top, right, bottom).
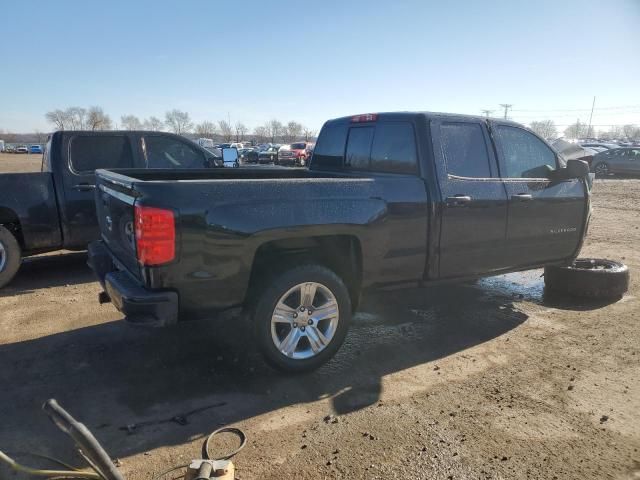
<box><xmin>290</xmin><ymin>143</ymin><xmax>306</xmax><ymax>149</ymax></box>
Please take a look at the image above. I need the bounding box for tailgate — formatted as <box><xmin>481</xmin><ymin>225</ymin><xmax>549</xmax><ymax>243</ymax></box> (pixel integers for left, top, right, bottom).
<box><xmin>95</xmin><ymin>172</ymin><xmax>141</xmax><ymax>278</ymax></box>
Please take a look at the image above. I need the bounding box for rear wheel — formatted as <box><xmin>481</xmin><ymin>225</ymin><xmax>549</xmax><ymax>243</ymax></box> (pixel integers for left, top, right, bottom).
<box><xmin>0</xmin><ymin>225</ymin><xmax>21</xmax><ymax>289</ymax></box>
<box><xmin>594</xmin><ymin>162</ymin><xmax>610</xmax><ymax>177</ymax></box>
<box><xmin>253</xmin><ymin>264</ymin><xmax>351</xmax><ymax>372</ymax></box>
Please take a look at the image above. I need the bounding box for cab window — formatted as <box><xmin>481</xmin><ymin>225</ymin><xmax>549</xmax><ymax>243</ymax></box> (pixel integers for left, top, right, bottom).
<box><xmin>70</xmin><ymin>135</ymin><xmax>134</xmax><ymax>174</ymax></box>
<box><xmin>440</xmin><ymin>122</ymin><xmax>492</xmax><ymax>178</ymax></box>
<box><xmin>144</xmin><ymin>136</ymin><xmax>206</xmax><ymax>168</ymax></box>
<box><xmin>495</xmin><ymin>126</ymin><xmax>557</xmax><ymax>178</ymax></box>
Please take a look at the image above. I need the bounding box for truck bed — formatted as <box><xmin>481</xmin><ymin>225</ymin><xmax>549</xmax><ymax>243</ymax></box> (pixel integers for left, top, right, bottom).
<box><xmin>94</xmin><ymin>166</ymin><xmax>429</xmax><ymax>319</ymax></box>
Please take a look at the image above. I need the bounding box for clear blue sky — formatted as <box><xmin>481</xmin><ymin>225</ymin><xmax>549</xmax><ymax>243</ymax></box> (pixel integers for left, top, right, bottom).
<box><xmin>1</xmin><ymin>0</ymin><xmax>639</xmax><ymax>133</ymax></box>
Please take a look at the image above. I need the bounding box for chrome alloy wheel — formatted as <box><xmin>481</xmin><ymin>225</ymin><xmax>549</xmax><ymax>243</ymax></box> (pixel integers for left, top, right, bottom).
<box><xmin>595</xmin><ymin>163</ymin><xmax>609</xmax><ymax>175</ymax></box>
<box><xmin>271</xmin><ymin>282</ymin><xmax>339</xmax><ymax>360</ymax></box>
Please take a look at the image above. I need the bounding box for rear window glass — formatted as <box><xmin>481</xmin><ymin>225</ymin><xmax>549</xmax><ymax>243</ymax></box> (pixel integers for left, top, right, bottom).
<box><xmin>440</xmin><ymin>123</ymin><xmax>492</xmax><ymax>178</ymax></box>
<box><xmin>345</xmin><ymin>127</ymin><xmax>374</xmax><ymax>170</ymax></box>
<box><xmin>70</xmin><ymin>136</ymin><xmax>133</xmax><ymax>173</ymax></box>
<box><xmin>370</xmin><ymin>122</ymin><xmax>418</xmax><ymax>174</ymax></box>
<box><xmin>144</xmin><ymin>136</ymin><xmax>206</xmax><ymax>168</ymax></box>
<box><xmin>312</xmin><ymin>122</ymin><xmax>348</xmax><ymax>169</ymax></box>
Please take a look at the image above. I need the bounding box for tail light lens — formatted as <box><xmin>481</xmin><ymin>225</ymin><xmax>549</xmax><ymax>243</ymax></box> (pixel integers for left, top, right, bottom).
<box><xmin>134</xmin><ymin>205</ymin><xmax>175</xmax><ymax>266</ymax></box>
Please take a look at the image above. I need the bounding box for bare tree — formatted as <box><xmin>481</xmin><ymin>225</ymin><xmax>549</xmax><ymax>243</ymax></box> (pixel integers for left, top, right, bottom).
<box><xmin>563</xmin><ymin>120</ymin><xmax>589</xmax><ymax>139</ymax></box>
<box><xmin>622</xmin><ymin>124</ymin><xmax>640</xmax><ymax>140</ymax></box>
<box><xmin>268</xmin><ymin>119</ymin><xmax>284</xmax><ymax>143</ymax></box>
<box><xmin>253</xmin><ymin>126</ymin><xmax>268</xmax><ymax>142</ymax></box>
<box><xmin>45</xmin><ymin>109</ymin><xmax>71</xmax><ymax>130</ymax></box>
<box><xmin>234</xmin><ymin>122</ymin><xmax>248</xmax><ymax>142</ymax></box>
<box><xmin>529</xmin><ymin>120</ymin><xmax>557</xmax><ymax>140</ymax></box>
<box><xmin>218</xmin><ymin>120</ymin><xmax>233</xmax><ymax>141</ymax></box>
<box><xmin>285</xmin><ymin>121</ymin><xmax>303</xmax><ymax>142</ymax></box>
<box><xmin>195</xmin><ymin>121</ymin><xmax>217</xmax><ymax>138</ymax></box>
<box><xmin>303</xmin><ymin>127</ymin><xmax>317</xmax><ymax>141</ymax></box>
<box><xmin>67</xmin><ymin>107</ymin><xmax>88</xmax><ymax>130</ymax></box>
<box><xmin>143</xmin><ymin>116</ymin><xmax>164</xmax><ymax>131</ymax></box>
<box><xmin>87</xmin><ymin>106</ymin><xmax>112</xmax><ymax>130</ymax></box>
<box><xmin>165</xmin><ymin>109</ymin><xmax>193</xmax><ymax>135</ymax></box>
<box><xmin>120</xmin><ymin>115</ymin><xmax>142</xmax><ymax>130</ymax></box>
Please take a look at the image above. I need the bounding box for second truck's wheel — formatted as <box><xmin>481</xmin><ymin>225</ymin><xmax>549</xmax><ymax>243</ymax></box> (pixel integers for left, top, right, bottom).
<box><xmin>544</xmin><ymin>258</ymin><xmax>629</xmax><ymax>300</ymax></box>
<box><xmin>253</xmin><ymin>264</ymin><xmax>351</xmax><ymax>373</ymax></box>
<box><xmin>0</xmin><ymin>225</ymin><xmax>22</xmax><ymax>289</ymax></box>
<box><xmin>594</xmin><ymin>162</ymin><xmax>610</xmax><ymax>177</ymax></box>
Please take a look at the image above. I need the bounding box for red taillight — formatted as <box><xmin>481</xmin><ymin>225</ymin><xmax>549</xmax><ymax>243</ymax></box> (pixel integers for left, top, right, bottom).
<box><xmin>134</xmin><ymin>205</ymin><xmax>175</xmax><ymax>266</ymax></box>
<box><xmin>350</xmin><ymin>113</ymin><xmax>378</xmax><ymax>123</ymax></box>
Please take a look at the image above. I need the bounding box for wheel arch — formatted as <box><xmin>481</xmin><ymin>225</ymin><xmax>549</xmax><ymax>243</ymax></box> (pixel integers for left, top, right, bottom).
<box><xmin>248</xmin><ymin>234</ymin><xmax>363</xmax><ymax>312</ymax></box>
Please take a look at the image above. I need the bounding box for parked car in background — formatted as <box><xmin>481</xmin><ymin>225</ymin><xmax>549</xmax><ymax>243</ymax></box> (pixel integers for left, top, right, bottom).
<box><xmin>88</xmin><ymin>111</ymin><xmax>591</xmax><ymax>372</ymax></box>
<box><xmin>0</xmin><ymin>130</ymin><xmax>224</xmax><ymax>288</ymax></box>
<box><xmin>579</xmin><ymin>142</ymin><xmax>620</xmax><ymax>150</ymax></box>
<box><xmin>16</xmin><ymin>145</ymin><xmax>28</xmax><ymax>154</ymax></box>
<box><xmin>239</xmin><ymin>147</ymin><xmax>259</xmax><ymax>164</ymax></box>
<box><xmin>29</xmin><ymin>145</ymin><xmax>43</xmax><ymax>154</ymax></box>
<box><xmin>552</xmin><ymin>139</ymin><xmax>598</xmax><ymax>167</ymax></box>
<box><xmin>591</xmin><ymin>148</ymin><xmax>640</xmax><ymax>176</ymax></box>
<box><xmin>258</xmin><ymin>145</ymin><xmax>280</xmax><ymax>164</ymax></box>
<box><xmin>278</xmin><ymin>141</ymin><xmax>313</xmax><ymax>167</ymax></box>
<box><xmin>5</xmin><ymin>145</ymin><xmax>16</xmax><ymax>153</ymax></box>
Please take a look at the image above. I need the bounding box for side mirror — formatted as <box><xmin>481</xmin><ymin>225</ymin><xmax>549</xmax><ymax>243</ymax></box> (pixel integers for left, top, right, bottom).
<box><xmin>222</xmin><ymin>147</ymin><xmax>238</xmax><ymax>164</ymax></box>
<box><xmin>565</xmin><ymin>159</ymin><xmax>590</xmax><ymax>178</ymax></box>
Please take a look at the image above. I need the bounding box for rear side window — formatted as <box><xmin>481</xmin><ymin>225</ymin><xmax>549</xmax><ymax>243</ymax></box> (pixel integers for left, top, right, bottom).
<box><xmin>70</xmin><ymin>136</ymin><xmax>133</xmax><ymax>173</ymax></box>
<box><xmin>345</xmin><ymin>127</ymin><xmax>374</xmax><ymax>170</ymax></box>
<box><xmin>370</xmin><ymin>123</ymin><xmax>418</xmax><ymax>174</ymax></box>
<box><xmin>144</xmin><ymin>136</ymin><xmax>206</xmax><ymax>168</ymax></box>
<box><xmin>495</xmin><ymin>126</ymin><xmax>557</xmax><ymax>178</ymax></box>
<box><xmin>312</xmin><ymin>122</ymin><xmax>348</xmax><ymax>169</ymax></box>
<box><xmin>440</xmin><ymin>123</ymin><xmax>492</xmax><ymax>178</ymax></box>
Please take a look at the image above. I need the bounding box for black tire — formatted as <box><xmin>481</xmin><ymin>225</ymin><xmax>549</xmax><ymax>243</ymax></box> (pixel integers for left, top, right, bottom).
<box><xmin>0</xmin><ymin>225</ymin><xmax>22</xmax><ymax>289</ymax></box>
<box><xmin>253</xmin><ymin>264</ymin><xmax>351</xmax><ymax>373</ymax></box>
<box><xmin>544</xmin><ymin>258</ymin><xmax>629</xmax><ymax>300</ymax></box>
<box><xmin>594</xmin><ymin>162</ymin><xmax>610</xmax><ymax>177</ymax></box>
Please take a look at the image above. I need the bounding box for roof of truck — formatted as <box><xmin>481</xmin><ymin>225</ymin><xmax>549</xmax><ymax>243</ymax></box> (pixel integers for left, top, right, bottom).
<box><xmin>325</xmin><ymin>111</ymin><xmax>523</xmax><ymax>127</ymax></box>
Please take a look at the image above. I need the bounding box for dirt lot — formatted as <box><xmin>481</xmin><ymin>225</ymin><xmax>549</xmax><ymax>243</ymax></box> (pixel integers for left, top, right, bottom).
<box><xmin>0</xmin><ymin>152</ymin><xmax>43</xmax><ymax>172</ymax></box>
<box><xmin>0</xmin><ymin>160</ymin><xmax>638</xmax><ymax>479</ymax></box>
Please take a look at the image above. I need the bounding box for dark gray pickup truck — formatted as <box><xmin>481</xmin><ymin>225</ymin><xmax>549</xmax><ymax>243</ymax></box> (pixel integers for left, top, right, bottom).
<box><xmin>89</xmin><ymin>112</ymin><xmax>592</xmax><ymax>372</ymax></box>
<box><xmin>0</xmin><ymin>130</ymin><xmax>222</xmax><ymax>288</ymax></box>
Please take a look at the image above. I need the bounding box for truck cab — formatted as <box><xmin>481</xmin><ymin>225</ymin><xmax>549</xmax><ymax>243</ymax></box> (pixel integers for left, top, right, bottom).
<box><xmin>0</xmin><ymin>130</ymin><xmax>221</xmax><ymax>288</ymax></box>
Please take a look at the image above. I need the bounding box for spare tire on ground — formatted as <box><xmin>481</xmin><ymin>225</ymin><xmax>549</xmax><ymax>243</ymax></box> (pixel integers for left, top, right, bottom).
<box><xmin>544</xmin><ymin>258</ymin><xmax>629</xmax><ymax>300</ymax></box>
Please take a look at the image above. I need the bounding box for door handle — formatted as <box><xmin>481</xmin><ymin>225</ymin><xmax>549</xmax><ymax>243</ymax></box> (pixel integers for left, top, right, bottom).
<box><xmin>74</xmin><ymin>184</ymin><xmax>96</xmax><ymax>191</ymax></box>
<box><xmin>511</xmin><ymin>193</ymin><xmax>533</xmax><ymax>201</ymax></box>
<box><xmin>445</xmin><ymin>195</ymin><xmax>472</xmax><ymax>206</ymax></box>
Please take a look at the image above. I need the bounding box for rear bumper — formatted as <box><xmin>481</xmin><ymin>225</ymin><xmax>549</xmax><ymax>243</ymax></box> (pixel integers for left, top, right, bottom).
<box><xmin>88</xmin><ymin>241</ymin><xmax>178</xmax><ymax>326</ymax></box>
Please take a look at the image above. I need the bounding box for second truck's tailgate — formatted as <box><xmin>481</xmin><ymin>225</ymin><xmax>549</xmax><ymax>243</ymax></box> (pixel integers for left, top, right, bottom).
<box><xmin>95</xmin><ymin>179</ymin><xmax>141</xmax><ymax>278</ymax></box>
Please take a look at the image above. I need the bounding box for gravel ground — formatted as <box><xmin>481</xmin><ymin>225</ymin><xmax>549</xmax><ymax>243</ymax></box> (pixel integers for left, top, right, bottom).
<box><xmin>0</xmin><ymin>173</ymin><xmax>638</xmax><ymax>480</ymax></box>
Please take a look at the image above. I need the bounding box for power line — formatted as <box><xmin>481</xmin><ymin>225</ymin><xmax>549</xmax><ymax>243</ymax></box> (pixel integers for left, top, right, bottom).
<box><xmin>512</xmin><ymin>104</ymin><xmax>640</xmax><ymax>112</ymax></box>
<box><xmin>499</xmin><ymin>104</ymin><xmax>513</xmax><ymax>119</ymax></box>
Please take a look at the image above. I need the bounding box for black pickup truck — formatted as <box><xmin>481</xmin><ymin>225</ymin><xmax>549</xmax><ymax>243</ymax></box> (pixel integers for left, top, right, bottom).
<box><xmin>89</xmin><ymin>112</ymin><xmax>591</xmax><ymax>372</ymax></box>
<box><xmin>0</xmin><ymin>130</ymin><xmax>223</xmax><ymax>288</ymax></box>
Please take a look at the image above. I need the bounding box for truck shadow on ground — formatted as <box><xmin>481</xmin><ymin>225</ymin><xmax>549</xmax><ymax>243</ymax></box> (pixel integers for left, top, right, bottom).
<box><xmin>0</xmin><ymin>252</ymin><xmax>93</xmax><ymax>297</ymax></box>
<box><xmin>0</xmin><ymin>269</ymin><xmax>614</xmax><ymax>472</ymax></box>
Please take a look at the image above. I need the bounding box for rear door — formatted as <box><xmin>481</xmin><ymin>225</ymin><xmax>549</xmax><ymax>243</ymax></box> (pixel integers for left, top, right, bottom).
<box><xmin>60</xmin><ymin>133</ymin><xmax>136</xmax><ymax>247</ymax></box>
<box><xmin>431</xmin><ymin>119</ymin><xmax>509</xmax><ymax>277</ymax></box>
<box><xmin>492</xmin><ymin>123</ymin><xmax>587</xmax><ymax>266</ymax></box>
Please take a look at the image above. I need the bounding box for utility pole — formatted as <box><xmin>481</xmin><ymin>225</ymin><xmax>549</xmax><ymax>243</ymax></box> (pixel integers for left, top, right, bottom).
<box><xmin>587</xmin><ymin>96</ymin><xmax>596</xmax><ymax>138</ymax></box>
<box><xmin>481</xmin><ymin>109</ymin><xmax>494</xmax><ymax>118</ymax></box>
<box><xmin>499</xmin><ymin>104</ymin><xmax>513</xmax><ymax>120</ymax></box>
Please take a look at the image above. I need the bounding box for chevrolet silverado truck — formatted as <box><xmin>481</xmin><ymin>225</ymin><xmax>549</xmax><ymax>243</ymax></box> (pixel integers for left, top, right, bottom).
<box><xmin>0</xmin><ymin>130</ymin><xmax>223</xmax><ymax>288</ymax></box>
<box><xmin>88</xmin><ymin>112</ymin><xmax>592</xmax><ymax>372</ymax></box>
